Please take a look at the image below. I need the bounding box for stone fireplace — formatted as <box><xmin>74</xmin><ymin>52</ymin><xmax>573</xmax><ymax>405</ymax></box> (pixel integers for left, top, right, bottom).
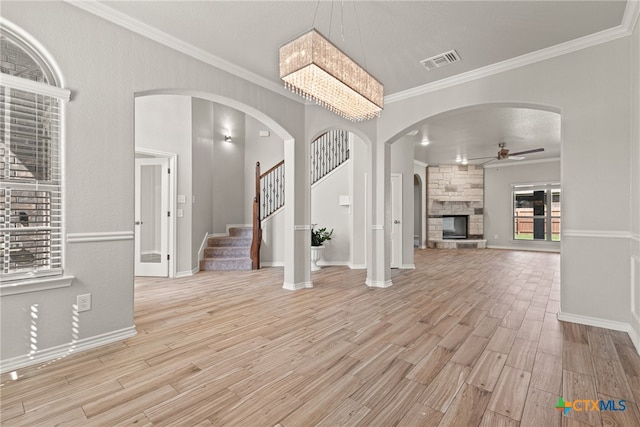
<box><xmin>427</xmin><ymin>165</ymin><xmax>486</xmax><ymax>249</ymax></box>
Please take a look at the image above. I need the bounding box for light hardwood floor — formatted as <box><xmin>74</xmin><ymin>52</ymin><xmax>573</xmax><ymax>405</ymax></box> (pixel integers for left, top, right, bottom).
<box><xmin>2</xmin><ymin>249</ymin><xmax>639</xmax><ymax>426</ymax></box>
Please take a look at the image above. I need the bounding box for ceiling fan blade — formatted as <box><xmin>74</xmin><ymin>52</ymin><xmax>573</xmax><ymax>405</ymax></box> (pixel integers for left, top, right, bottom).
<box><xmin>467</xmin><ymin>156</ymin><xmax>497</xmax><ymax>161</ymax></box>
<box><xmin>507</xmin><ymin>155</ymin><xmax>525</xmax><ymax>160</ymax></box>
<box><xmin>509</xmin><ymin>148</ymin><xmax>544</xmax><ymax>156</ymax></box>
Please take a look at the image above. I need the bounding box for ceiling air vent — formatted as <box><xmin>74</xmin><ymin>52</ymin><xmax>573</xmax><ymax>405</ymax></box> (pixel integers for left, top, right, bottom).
<box><xmin>420</xmin><ymin>50</ymin><xmax>461</xmax><ymax>71</ymax></box>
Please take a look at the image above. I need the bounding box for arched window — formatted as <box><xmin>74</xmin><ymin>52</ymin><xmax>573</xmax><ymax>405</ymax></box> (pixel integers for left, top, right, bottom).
<box><xmin>1</xmin><ymin>25</ymin><xmax>70</xmax><ymax>283</ymax></box>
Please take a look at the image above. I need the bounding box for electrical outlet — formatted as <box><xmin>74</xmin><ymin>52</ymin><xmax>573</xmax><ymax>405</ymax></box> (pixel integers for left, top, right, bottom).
<box><xmin>77</xmin><ymin>294</ymin><xmax>91</xmax><ymax>312</ymax></box>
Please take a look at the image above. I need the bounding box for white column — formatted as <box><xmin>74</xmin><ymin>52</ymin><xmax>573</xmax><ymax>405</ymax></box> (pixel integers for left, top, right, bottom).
<box><xmin>366</xmin><ymin>140</ymin><xmax>392</xmax><ymax>288</ymax></box>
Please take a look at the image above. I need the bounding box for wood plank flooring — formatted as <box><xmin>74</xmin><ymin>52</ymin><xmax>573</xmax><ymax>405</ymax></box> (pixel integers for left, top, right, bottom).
<box><xmin>2</xmin><ymin>249</ymin><xmax>640</xmax><ymax>426</ymax></box>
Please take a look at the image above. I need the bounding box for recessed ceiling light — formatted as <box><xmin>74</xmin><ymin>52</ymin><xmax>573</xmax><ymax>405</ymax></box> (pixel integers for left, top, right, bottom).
<box><xmin>406</xmin><ymin>130</ymin><xmax>419</xmax><ymax>136</ymax></box>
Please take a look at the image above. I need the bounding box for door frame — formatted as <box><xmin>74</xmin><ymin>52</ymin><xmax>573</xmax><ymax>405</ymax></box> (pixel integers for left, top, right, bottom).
<box><xmin>391</xmin><ymin>173</ymin><xmax>403</xmax><ymax>268</ymax></box>
<box><xmin>135</xmin><ymin>147</ymin><xmax>177</xmax><ymax>278</ymax></box>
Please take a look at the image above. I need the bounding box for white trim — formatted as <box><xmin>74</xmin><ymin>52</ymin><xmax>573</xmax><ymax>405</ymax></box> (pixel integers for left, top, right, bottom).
<box><xmin>0</xmin><ymin>275</ymin><xmax>74</xmax><ymax>297</ymax></box>
<box><xmin>260</xmin><ymin>261</ymin><xmax>285</xmax><ymax>267</ymax></box>
<box><xmin>348</xmin><ymin>263</ymin><xmax>367</xmax><ymax>270</ymax></box>
<box><xmin>400</xmin><ymin>264</ymin><xmax>416</xmax><ymax>270</ymax></box>
<box><xmin>66</xmin><ymin>1</ymin><xmax>300</xmax><ymax>103</ymax></box>
<box><xmin>317</xmin><ymin>261</ymin><xmax>350</xmax><ymax>267</ymax></box>
<box><xmin>483</xmin><ymin>158</ymin><xmax>561</xmax><ymax>169</ymax></box>
<box><xmin>198</xmin><ymin>232</ymin><xmax>209</xmax><ymax>262</ymax></box>
<box><xmin>562</xmin><ymin>230</ymin><xmax>631</xmax><ymax>239</ymax></box>
<box><xmin>67</xmin><ymin>231</ymin><xmax>134</xmax><ymax>243</ymax></box>
<box><xmin>632</xmin><ymin>233</ymin><xmax>640</xmax><ymax>243</ymax></box>
<box><xmin>282</xmin><ymin>281</ymin><xmax>313</xmax><ymax>290</ymax></box>
<box><xmin>372</xmin><ymin>225</ymin><xmax>384</xmax><ymax>230</ymax></box>
<box><xmin>209</xmin><ymin>233</ymin><xmax>227</xmax><ymax>238</ymax></box>
<box><xmin>413</xmin><ymin>160</ymin><xmax>428</xmax><ymax>168</ymax></box>
<box><xmin>294</xmin><ymin>225</ymin><xmax>311</xmax><ymax>231</ymax></box>
<box><xmin>486</xmin><ymin>244</ymin><xmax>560</xmax><ymax>253</ymax></box>
<box><xmin>386</xmin><ymin>1</ymin><xmax>640</xmax><ymax>104</ymax></box>
<box><xmin>0</xmin><ymin>325</ymin><xmax>136</xmax><ymax>374</ymax></box>
<box><xmin>176</xmin><ymin>267</ymin><xmax>199</xmax><ymax>278</ymax></box>
<box><xmin>365</xmin><ymin>279</ymin><xmax>393</xmax><ymax>288</ymax></box>
<box><xmin>0</xmin><ymin>73</ymin><xmax>71</xmax><ymax>101</ymax></box>
<box><xmin>558</xmin><ymin>312</ymin><xmax>633</xmax><ymax>336</ymax></box>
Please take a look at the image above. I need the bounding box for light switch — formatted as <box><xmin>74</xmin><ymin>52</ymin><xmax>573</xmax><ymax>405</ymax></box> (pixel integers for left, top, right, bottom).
<box><xmin>177</xmin><ymin>195</ymin><xmax>186</xmax><ymax>204</ymax></box>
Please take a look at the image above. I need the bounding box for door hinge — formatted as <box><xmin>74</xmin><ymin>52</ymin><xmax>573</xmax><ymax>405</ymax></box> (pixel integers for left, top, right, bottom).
<box><xmin>168</xmin><ymin>168</ymin><xmax>171</xmax><ymax>174</ymax></box>
<box><xmin>168</xmin><ymin>211</ymin><xmax>171</xmax><ymax>217</ymax></box>
<box><xmin>167</xmin><ymin>254</ymin><xmax>170</xmax><ymax>261</ymax></box>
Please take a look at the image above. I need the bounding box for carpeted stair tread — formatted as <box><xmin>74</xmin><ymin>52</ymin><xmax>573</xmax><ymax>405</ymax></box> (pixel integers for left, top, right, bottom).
<box><xmin>201</xmin><ymin>227</ymin><xmax>254</xmax><ymax>271</ymax></box>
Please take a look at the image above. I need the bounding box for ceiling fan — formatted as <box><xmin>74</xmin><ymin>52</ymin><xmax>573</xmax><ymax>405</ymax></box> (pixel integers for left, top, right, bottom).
<box><xmin>469</xmin><ymin>142</ymin><xmax>544</xmax><ymax>163</ymax></box>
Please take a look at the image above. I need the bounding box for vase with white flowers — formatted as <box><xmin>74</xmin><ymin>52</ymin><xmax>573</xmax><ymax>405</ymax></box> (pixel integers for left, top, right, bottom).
<box><xmin>310</xmin><ymin>225</ymin><xmax>333</xmax><ymax>271</ymax></box>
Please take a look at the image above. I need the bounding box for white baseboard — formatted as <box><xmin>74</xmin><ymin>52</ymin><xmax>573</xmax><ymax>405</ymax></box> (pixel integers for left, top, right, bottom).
<box><xmin>198</xmin><ymin>232</ymin><xmax>209</xmax><ymax>261</ymax></box>
<box><xmin>400</xmin><ymin>264</ymin><xmax>416</xmax><ymax>269</ymax></box>
<box><xmin>348</xmin><ymin>263</ymin><xmax>367</xmax><ymax>270</ymax></box>
<box><xmin>486</xmin><ymin>244</ymin><xmax>560</xmax><ymax>253</ymax></box>
<box><xmin>282</xmin><ymin>281</ymin><xmax>313</xmax><ymax>290</ymax></box>
<box><xmin>365</xmin><ymin>278</ymin><xmax>393</xmax><ymax>288</ymax></box>
<box><xmin>317</xmin><ymin>261</ymin><xmax>350</xmax><ymax>267</ymax></box>
<box><xmin>557</xmin><ymin>312</ymin><xmax>638</xmax><ymax>354</ymax></box>
<box><xmin>0</xmin><ymin>326</ymin><xmax>137</xmax><ymax>374</ymax></box>
<box><xmin>260</xmin><ymin>261</ymin><xmax>284</xmax><ymax>267</ymax></box>
<box><xmin>176</xmin><ymin>267</ymin><xmax>199</xmax><ymax>278</ymax></box>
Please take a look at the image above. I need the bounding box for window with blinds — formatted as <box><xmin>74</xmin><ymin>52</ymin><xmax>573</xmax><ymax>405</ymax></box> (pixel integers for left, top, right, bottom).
<box><xmin>1</xmin><ymin>28</ymin><xmax>67</xmax><ymax>282</ymax></box>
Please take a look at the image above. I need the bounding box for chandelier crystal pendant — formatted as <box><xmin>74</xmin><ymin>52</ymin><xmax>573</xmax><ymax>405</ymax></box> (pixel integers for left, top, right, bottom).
<box><xmin>279</xmin><ymin>29</ymin><xmax>383</xmax><ymax>122</ymax></box>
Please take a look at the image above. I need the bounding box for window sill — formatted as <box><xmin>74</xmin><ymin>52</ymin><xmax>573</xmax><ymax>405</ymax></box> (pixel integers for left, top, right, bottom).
<box><xmin>0</xmin><ymin>275</ymin><xmax>75</xmax><ymax>297</ymax></box>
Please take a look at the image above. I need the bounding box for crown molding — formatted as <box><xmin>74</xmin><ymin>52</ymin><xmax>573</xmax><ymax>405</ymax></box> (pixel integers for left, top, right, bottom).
<box><xmin>386</xmin><ymin>0</ymin><xmax>640</xmax><ymax>104</ymax></box>
<box><xmin>482</xmin><ymin>157</ymin><xmax>561</xmax><ymax>168</ymax></box>
<box><xmin>65</xmin><ymin>0</ymin><xmax>302</xmax><ymax>104</ymax></box>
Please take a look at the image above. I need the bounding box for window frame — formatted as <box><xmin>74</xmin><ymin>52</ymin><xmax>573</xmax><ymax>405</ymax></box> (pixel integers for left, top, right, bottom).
<box><xmin>0</xmin><ymin>25</ymin><xmax>72</xmax><ymax>294</ymax></box>
<box><xmin>512</xmin><ymin>183</ymin><xmax>561</xmax><ymax>243</ymax></box>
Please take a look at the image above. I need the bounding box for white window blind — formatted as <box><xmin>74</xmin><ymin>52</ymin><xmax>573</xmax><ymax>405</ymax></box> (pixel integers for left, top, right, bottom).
<box><xmin>1</xmin><ymin>83</ymin><xmax>63</xmax><ymax>281</ymax></box>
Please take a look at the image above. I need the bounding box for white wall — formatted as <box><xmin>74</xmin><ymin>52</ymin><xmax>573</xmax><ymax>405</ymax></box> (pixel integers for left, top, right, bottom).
<box><xmin>484</xmin><ymin>160</ymin><xmax>561</xmax><ymax>252</ymax></box>
<box><xmin>311</xmin><ymin>162</ymin><xmax>351</xmax><ymax>265</ymax></box>
<box><xmin>135</xmin><ymin>95</ymin><xmax>193</xmax><ymax>274</ymax></box>
<box><xmin>244</xmin><ymin>116</ymin><xmax>284</xmax><ymax>223</ymax></box>
<box><xmin>378</xmin><ymin>33</ymin><xmax>636</xmax><ymax>330</ymax></box>
<box><xmin>212</xmin><ymin>104</ymin><xmax>245</xmax><ymax>233</ymax></box>
<box><xmin>191</xmin><ymin>98</ymin><xmax>214</xmax><ymax>265</ymax></box>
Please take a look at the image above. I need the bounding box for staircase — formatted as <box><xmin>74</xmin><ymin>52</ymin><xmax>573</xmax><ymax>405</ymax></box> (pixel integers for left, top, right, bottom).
<box><xmin>200</xmin><ymin>227</ymin><xmax>253</xmax><ymax>271</ymax></box>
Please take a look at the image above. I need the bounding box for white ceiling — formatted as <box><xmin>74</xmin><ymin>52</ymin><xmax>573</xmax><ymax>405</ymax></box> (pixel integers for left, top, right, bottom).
<box><xmin>89</xmin><ymin>0</ymin><xmax>630</xmax><ymax>164</ymax></box>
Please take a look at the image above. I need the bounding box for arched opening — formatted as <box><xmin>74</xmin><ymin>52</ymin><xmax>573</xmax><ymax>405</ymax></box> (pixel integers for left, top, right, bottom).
<box><xmin>134</xmin><ymin>90</ymin><xmax>293</xmax><ymax>282</ymax></box>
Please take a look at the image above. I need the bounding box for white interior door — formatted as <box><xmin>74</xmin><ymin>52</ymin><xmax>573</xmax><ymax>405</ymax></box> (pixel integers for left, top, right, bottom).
<box><xmin>135</xmin><ymin>157</ymin><xmax>169</xmax><ymax>277</ymax></box>
<box><xmin>391</xmin><ymin>174</ymin><xmax>402</xmax><ymax>268</ymax></box>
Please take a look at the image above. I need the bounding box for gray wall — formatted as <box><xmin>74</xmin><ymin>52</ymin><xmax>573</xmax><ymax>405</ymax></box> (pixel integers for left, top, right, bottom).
<box><xmin>378</xmin><ymin>32</ymin><xmax>636</xmax><ymax>330</ymax></box>
<box><xmin>212</xmin><ymin>104</ymin><xmax>245</xmax><ymax>233</ymax></box>
<box><xmin>484</xmin><ymin>160</ymin><xmax>561</xmax><ymax>251</ymax></box>
<box><xmin>0</xmin><ymin>2</ymin><xmax>305</xmax><ymax>364</ymax></box>
<box><xmin>191</xmin><ymin>98</ymin><xmax>215</xmax><ymax>263</ymax></box>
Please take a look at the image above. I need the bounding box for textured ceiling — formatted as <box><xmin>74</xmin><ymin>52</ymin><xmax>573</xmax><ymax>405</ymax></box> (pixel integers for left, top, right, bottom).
<box><xmin>94</xmin><ymin>1</ymin><xmax>629</xmax><ymax>164</ymax></box>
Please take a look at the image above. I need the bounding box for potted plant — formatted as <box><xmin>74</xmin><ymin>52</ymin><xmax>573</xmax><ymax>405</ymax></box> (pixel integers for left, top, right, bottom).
<box><xmin>310</xmin><ymin>225</ymin><xmax>333</xmax><ymax>271</ymax></box>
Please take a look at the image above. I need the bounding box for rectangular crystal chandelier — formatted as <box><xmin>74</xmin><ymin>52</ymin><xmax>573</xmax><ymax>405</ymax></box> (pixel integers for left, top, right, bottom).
<box><xmin>279</xmin><ymin>29</ymin><xmax>383</xmax><ymax>122</ymax></box>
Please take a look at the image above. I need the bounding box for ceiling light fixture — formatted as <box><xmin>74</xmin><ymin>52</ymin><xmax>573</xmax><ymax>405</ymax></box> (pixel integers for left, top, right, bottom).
<box><xmin>421</xmin><ymin>139</ymin><xmax>430</xmax><ymax>146</ymax></box>
<box><xmin>456</xmin><ymin>155</ymin><xmax>462</xmax><ymax>163</ymax></box>
<box><xmin>461</xmin><ymin>158</ymin><xmax>468</xmax><ymax>165</ymax></box>
<box><xmin>224</xmin><ymin>135</ymin><xmax>232</xmax><ymax>143</ymax></box>
<box><xmin>279</xmin><ymin>29</ymin><xmax>383</xmax><ymax>122</ymax></box>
